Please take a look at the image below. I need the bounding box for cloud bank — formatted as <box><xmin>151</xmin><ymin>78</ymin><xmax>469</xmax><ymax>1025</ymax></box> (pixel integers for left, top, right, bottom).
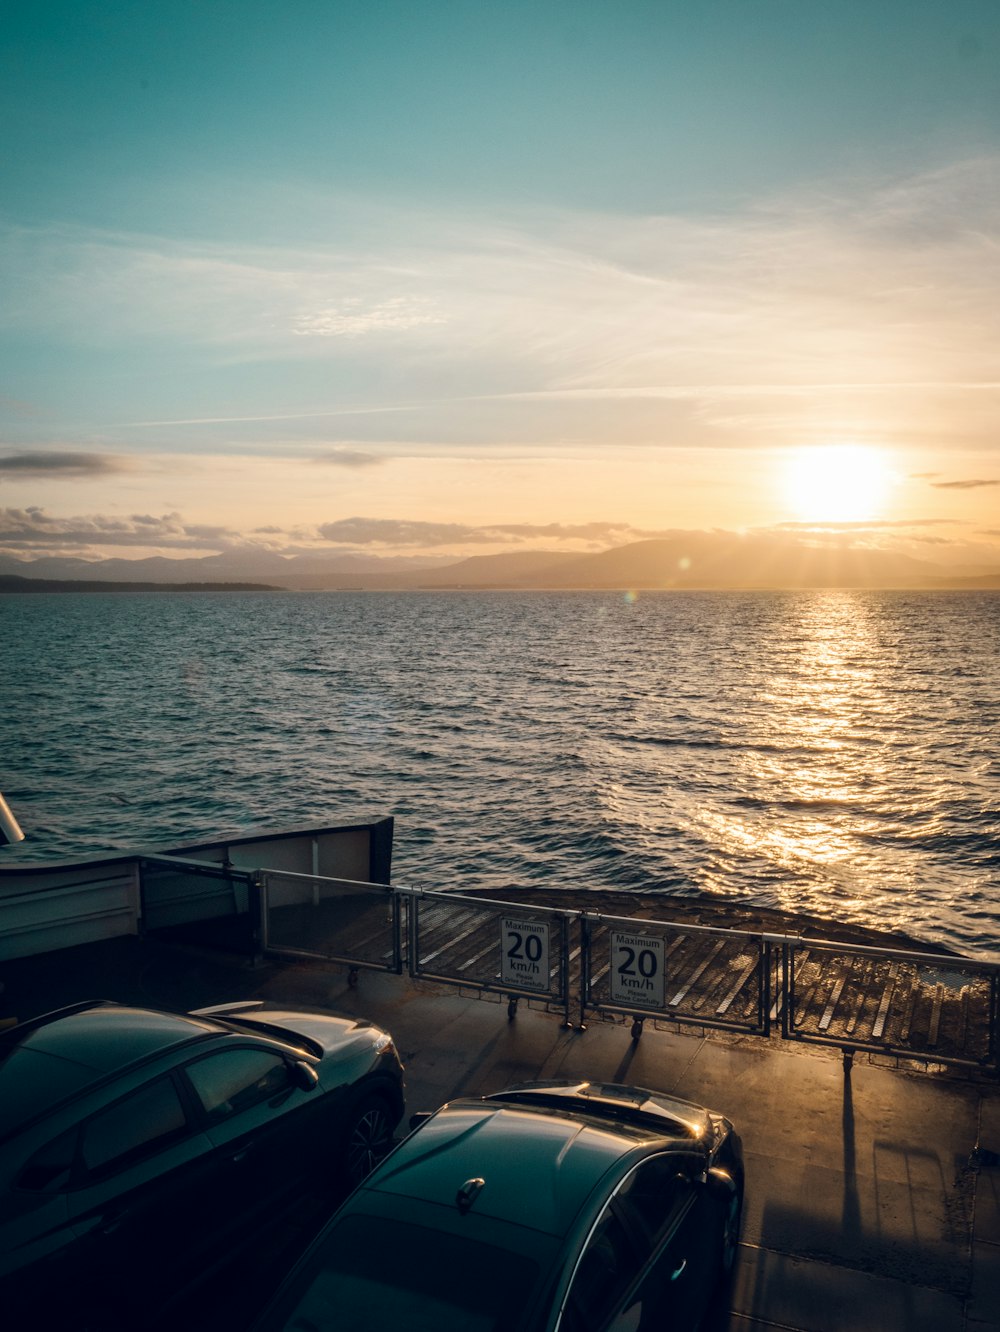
<box><xmin>0</xmin><ymin>508</ymin><xmax>242</xmax><ymax>552</ymax></box>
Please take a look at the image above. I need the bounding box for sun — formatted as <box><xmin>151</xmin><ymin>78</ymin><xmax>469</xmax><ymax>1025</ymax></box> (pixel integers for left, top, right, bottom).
<box><xmin>783</xmin><ymin>445</ymin><xmax>891</xmax><ymax>523</ymax></box>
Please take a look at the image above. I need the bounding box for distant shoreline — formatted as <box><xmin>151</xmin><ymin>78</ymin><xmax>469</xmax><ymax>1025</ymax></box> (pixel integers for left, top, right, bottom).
<box><xmin>2</xmin><ymin>573</ymin><xmax>999</xmax><ymax>595</ymax></box>
<box><xmin>0</xmin><ymin>575</ymin><xmax>282</xmax><ymax>594</ymax></box>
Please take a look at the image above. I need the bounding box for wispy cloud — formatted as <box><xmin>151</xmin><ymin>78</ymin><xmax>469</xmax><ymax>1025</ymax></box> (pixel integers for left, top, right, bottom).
<box><xmin>292</xmin><ymin>298</ymin><xmax>443</xmax><ymax>338</ymax></box>
<box><xmin>125</xmin><ymin>406</ymin><xmax>415</xmax><ymax>428</ymax></box>
<box><xmin>310</xmin><ymin>448</ymin><xmax>383</xmax><ymax>468</ymax></box>
<box><xmin>930</xmin><ymin>478</ymin><xmax>999</xmax><ymax>489</ymax></box>
<box><xmin>4</xmin><ymin>157</ymin><xmax>1000</xmax><ymax>459</ymax></box>
<box><xmin>0</xmin><ymin>451</ymin><xmax>136</xmax><ymax>478</ymax></box>
<box><xmin>773</xmin><ymin>518</ymin><xmax>961</xmax><ymax>530</ymax></box>
<box><xmin>0</xmin><ymin>223</ymin><xmax>447</xmax><ymax>356</ymax></box>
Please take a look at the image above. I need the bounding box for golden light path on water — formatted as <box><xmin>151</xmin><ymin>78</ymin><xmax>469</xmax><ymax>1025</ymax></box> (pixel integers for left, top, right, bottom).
<box><xmin>596</xmin><ymin>591</ymin><xmax>995</xmax><ymax>953</ymax></box>
<box><xmin>727</xmin><ymin>595</ymin><xmax>906</xmax><ymax>909</ymax></box>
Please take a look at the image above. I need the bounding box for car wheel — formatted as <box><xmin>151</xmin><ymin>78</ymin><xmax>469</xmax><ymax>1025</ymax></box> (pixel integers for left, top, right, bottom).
<box><xmin>720</xmin><ymin>1188</ymin><xmax>743</xmax><ymax>1275</ymax></box>
<box><xmin>697</xmin><ymin>1191</ymin><xmax>744</xmax><ymax>1332</ymax></box>
<box><xmin>343</xmin><ymin>1092</ymin><xmax>394</xmax><ymax>1186</ymax></box>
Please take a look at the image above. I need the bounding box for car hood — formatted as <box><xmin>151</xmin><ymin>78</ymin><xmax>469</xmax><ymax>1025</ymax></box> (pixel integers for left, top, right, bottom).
<box><xmin>370</xmin><ymin>1101</ymin><xmax>650</xmax><ymax>1236</ymax></box>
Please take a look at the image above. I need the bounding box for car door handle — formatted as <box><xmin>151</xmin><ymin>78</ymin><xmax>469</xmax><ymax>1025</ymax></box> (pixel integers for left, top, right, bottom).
<box><xmin>226</xmin><ymin>1144</ymin><xmax>255</xmax><ymax>1164</ymax></box>
<box><xmin>101</xmin><ymin>1210</ymin><xmax>128</xmax><ymax>1236</ymax></box>
<box><xmin>670</xmin><ymin>1259</ymin><xmax>687</xmax><ymax>1282</ymax></box>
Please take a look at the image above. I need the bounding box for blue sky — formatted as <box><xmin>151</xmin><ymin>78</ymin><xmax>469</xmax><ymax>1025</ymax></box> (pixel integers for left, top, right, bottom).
<box><xmin>2</xmin><ymin>1</ymin><xmax>999</xmax><ymax>564</ymax></box>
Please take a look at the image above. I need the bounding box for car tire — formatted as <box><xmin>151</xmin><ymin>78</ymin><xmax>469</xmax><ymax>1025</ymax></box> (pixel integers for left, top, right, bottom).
<box><xmin>720</xmin><ymin>1187</ymin><xmax>742</xmax><ymax>1276</ymax></box>
<box><xmin>697</xmin><ymin>1191</ymin><xmax>744</xmax><ymax>1332</ymax></box>
<box><xmin>342</xmin><ymin>1091</ymin><xmax>395</xmax><ymax>1187</ymax></box>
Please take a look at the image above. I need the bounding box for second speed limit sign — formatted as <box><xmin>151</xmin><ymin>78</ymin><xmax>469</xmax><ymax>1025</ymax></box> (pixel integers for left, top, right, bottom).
<box><xmin>501</xmin><ymin>917</ymin><xmax>550</xmax><ymax>992</ymax></box>
<box><xmin>610</xmin><ymin>932</ymin><xmax>665</xmax><ymax>1008</ymax></box>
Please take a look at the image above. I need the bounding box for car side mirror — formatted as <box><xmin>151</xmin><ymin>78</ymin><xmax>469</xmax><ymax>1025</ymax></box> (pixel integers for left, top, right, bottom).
<box><xmin>672</xmin><ymin>1151</ymin><xmax>710</xmax><ymax>1184</ymax></box>
<box><xmin>291</xmin><ymin>1060</ymin><xmax>319</xmax><ymax>1092</ymax></box>
<box><xmin>705</xmin><ymin>1167</ymin><xmax>738</xmax><ymax>1200</ymax></box>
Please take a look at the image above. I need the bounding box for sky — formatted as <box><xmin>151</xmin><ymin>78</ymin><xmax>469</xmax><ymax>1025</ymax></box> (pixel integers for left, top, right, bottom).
<box><xmin>2</xmin><ymin>0</ymin><xmax>999</xmax><ymax>568</ymax></box>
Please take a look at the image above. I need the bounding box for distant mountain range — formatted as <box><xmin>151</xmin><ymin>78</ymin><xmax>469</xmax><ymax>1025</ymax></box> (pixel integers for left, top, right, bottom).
<box><xmin>2</xmin><ymin>535</ymin><xmax>999</xmax><ymax>592</ymax></box>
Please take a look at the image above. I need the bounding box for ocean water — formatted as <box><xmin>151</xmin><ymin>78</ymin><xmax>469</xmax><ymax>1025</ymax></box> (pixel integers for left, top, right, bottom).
<box><xmin>2</xmin><ymin>589</ymin><xmax>998</xmax><ymax>959</ymax></box>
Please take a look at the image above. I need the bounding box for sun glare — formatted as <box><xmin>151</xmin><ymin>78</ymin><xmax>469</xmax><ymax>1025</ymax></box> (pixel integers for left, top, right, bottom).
<box><xmin>783</xmin><ymin>445</ymin><xmax>891</xmax><ymax>523</ymax></box>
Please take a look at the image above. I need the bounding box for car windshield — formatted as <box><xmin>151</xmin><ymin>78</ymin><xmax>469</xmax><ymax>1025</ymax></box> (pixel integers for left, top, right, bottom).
<box><xmin>259</xmin><ymin>1212</ymin><xmax>546</xmax><ymax>1332</ymax></box>
<box><xmin>0</xmin><ymin>1046</ymin><xmax>102</xmax><ymax>1139</ymax></box>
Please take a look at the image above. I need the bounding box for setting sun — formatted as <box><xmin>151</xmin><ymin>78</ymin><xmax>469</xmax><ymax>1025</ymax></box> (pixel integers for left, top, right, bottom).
<box><xmin>783</xmin><ymin>445</ymin><xmax>891</xmax><ymax>523</ymax></box>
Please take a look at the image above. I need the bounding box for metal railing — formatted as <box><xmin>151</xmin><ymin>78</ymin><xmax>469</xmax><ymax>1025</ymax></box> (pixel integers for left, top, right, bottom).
<box><xmin>246</xmin><ymin>874</ymin><xmax>1000</xmax><ymax>1074</ymax></box>
<box><xmin>580</xmin><ymin>912</ymin><xmax>770</xmax><ymax>1039</ymax></box>
<box><xmin>258</xmin><ymin>869</ymin><xmax>402</xmax><ymax>974</ymax></box>
<box><xmin>405</xmin><ymin>889</ymin><xmax>574</xmax><ymax>1024</ymax></box>
<box><xmin>779</xmin><ymin>937</ymin><xmax>999</xmax><ymax>1071</ymax></box>
<box><xmin>138</xmin><ymin>855</ymin><xmax>256</xmax><ymax>935</ymax></box>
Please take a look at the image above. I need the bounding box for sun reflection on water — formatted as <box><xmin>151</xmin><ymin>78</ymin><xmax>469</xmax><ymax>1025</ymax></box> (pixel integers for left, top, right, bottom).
<box><xmin>599</xmin><ymin>589</ymin><xmax>965</xmax><ymax>936</ymax></box>
<box><xmin>727</xmin><ymin>594</ymin><xmax>909</xmax><ymax>907</ymax></box>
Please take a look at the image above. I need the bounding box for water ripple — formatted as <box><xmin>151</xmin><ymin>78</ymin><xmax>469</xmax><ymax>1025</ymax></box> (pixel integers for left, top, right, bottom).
<box><xmin>2</xmin><ymin>588</ymin><xmax>998</xmax><ymax>958</ymax></box>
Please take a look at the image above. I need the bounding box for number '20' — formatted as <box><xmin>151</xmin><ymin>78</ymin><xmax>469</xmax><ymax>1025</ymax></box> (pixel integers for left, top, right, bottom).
<box><xmin>617</xmin><ymin>946</ymin><xmax>658</xmax><ymax>977</ymax></box>
<box><xmin>507</xmin><ymin>931</ymin><xmax>543</xmax><ymax>961</ymax></box>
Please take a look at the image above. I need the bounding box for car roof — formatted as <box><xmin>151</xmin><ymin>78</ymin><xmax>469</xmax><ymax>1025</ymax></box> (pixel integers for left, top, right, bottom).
<box><xmin>0</xmin><ymin>1002</ymin><xmax>223</xmax><ymax>1142</ymax></box>
<box><xmin>366</xmin><ymin>1090</ymin><xmax>698</xmax><ymax>1239</ymax></box>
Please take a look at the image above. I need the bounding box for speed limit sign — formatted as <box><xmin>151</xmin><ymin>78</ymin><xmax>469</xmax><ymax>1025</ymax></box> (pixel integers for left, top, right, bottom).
<box><xmin>610</xmin><ymin>932</ymin><xmax>665</xmax><ymax>1008</ymax></box>
<box><xmin>501</xmin><ymin>917</ymin><xmax>550</xmax><ymax>992</ymax></box>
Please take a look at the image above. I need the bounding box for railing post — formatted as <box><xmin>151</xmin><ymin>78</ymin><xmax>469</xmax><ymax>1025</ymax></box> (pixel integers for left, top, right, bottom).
<box><xmin>248</xmin><ymin>871</ymin><xmax>265</xmax><ymax>965</ymax></box>
<box><xmin>761</xmin><ymin>937</ymin><xmax>772</xmax><ymax>1037</ymax></box>
<box><xmin>136</xmin><ymin>857</ymin><xmax>148</xmax><ymax>938</ymax></box>
<box><xmin>783</xmin><ymin>941</ymin><xmax>793</xmax><ymax>1039</ymax></box>
<box><xmin>578</xmin><ymin>915</ymin><xmax>593</xmax><ymax>1030</ymax></box>
<box><xmin>391</xmin><ymin>887</ymin><xmax>404</xmax><ymax>975</ymax></box>
<box><xmin>560</xmin><ymin>914</ymin><xmax>572</xmax><ymax>1028</ymax></box>
<box><xmin>407</xmin><ymin>891</ymin><xmax>420</xmax><ymax>979</ymax></box>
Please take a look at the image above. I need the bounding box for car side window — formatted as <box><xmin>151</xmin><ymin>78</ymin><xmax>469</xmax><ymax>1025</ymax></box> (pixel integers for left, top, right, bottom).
<box><xmin>566</xmin><ymin>1209</ymin><xmax>640</xmax><ymax>1331</ymax></box>
<box><xmin>615</xmin><ymin>1157</ymin><xmax>693</xmax><ymax>1248</ymax></box>
<box><xmin>79</xmin><ymin>1079</ymin><xmax>189</xmax><ymax>1178</ymax></box>
<box><xmin>17</xmin><ymin>1127</ymin><xmax>78</xmax><ymax>1192</ymax></box>
<box><xmin>185</xmin><ymin>1048</ymin><xmax>292</xmax><ymax>1124</ymax></box>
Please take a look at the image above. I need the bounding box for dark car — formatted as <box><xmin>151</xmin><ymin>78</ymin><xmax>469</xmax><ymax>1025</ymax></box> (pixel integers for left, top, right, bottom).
<box><xmin>255</xmin><ymin>1079</ymin><xmax>743</xmax><ymax>1332</ymax></box>
<box><xmin>0</xmin><ymin>998</ymin><xmax>404</xmax><ymax>1327</ymax></box>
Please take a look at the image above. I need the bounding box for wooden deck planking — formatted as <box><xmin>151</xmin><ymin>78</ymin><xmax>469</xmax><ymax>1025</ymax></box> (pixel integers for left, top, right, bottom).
<box><xmin>871</xmin><ymin>963</ymin><xmax>899</xmax><ymax>1039</ymax></box>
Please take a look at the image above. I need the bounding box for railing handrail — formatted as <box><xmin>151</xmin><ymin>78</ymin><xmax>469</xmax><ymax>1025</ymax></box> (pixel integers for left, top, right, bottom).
<box><xmin>258</xmin><ymin>867</ymin><xmax>392</xmax><ymax>891</ymax></box>
<box><xmin>395</xmin><ymin>884</ymin><xmax>582</xmax><ymax>918</ymax></box>
<box><xmin>780</xmin><ymin>933</ymin><xmax>1000</xmax><ymax>971</ymax></box>
<box><xmin>590</xmin><ymin>908</ymin><xmax>763</xmax><ymax>943</ymax></box>
<box><xmin>139</xmin><ymin>853</ymin><xmax>255</xmax><ymax>879</ymax></box>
